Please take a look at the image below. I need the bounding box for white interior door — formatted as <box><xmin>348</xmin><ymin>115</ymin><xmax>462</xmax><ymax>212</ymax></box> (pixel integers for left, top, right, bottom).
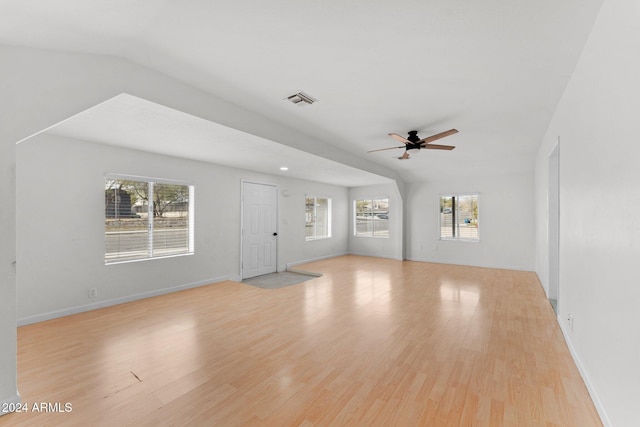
<box><xmin>242</xmin><ymin>182</ymin><xmax>278</xmax><ymax>279</ymax></box>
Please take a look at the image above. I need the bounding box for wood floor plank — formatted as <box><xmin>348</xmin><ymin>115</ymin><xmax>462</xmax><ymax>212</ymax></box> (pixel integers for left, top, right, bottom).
<box><xmin>1</xmin><ymin>256</ymin><xmax>602</xmax><ymax>426</ymax></box>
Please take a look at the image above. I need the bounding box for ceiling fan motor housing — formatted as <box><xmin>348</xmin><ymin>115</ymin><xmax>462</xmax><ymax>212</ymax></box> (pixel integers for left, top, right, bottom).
<box><xmin>407</xmin><ymin>131</ymin><xmax>422</xmax><ymax>150</ymax></box>
<box><xmin>407</xmin><ymin>130</ymin><xmax>420</xmax><ymax>142</ymax></box>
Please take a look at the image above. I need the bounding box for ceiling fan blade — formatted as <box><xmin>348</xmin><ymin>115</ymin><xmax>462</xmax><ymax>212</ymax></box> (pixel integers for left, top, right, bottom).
<box><xmin>388</xmin><ymin>133</ymin><xmax>410</xmax><ymax>144</ymax></box>
<box><xmin>419</xmin><ymin>128</ymin><xmax>459</xmax><ymax>144</ymax></box>
<box><xmin>398</xmin><ymin>151</ymin><xmax>410</xmax><ymax>160</ymax></box>
<box><xmin>367</xmin><ymin>145</ymin><xmax>405</xmax><ymax>153</ymax></box>
<box><xmin>421</xmin><ymin>143</ymin><xmax>455</xmax><ymax>150</ymax></box>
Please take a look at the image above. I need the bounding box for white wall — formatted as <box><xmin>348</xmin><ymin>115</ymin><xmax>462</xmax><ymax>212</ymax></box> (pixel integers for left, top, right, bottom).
<box><xmin>534</xmin><ymin>0</ymin><xmax>639</xmax><ymax>425</ymax></box>
<box><xmin>405</xmin><ymin>173</ymin><xmax>535</xmax><ymax>271</ymax></box>
<box><xmin>16</xmin><ymin>134</ymin><xmax>348</xmax><ymax>323</ymax></box>
<box><xmin>348</xmin><ymin>183</ymin><xmax>403</xmax><ymax>260</ymax></box>
<box><xmin>0</xmin><ymin>100</ymin><xmax>18</xmax><ymax>410</ymax></box>
<box><xmin>1</xmin><ymin>45</ymin><xmax>128</xmax><ymax>413</ymax></box>
<box><xmin>278</xmin><ymin>182</ymin><xmax>349</xmax><ymax>271</ymax></box>
<box><xmin>1</xmin><ymin>44</ymin><xmax>402</xmax><ymax>410</ymax></box>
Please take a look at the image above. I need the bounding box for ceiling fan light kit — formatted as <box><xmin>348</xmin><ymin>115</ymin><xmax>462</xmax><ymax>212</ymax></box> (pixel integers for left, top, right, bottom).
<box><xmin>368</xmin><ymin>128</ymin><xmax>458</xmax><ymax>160</ymax></box>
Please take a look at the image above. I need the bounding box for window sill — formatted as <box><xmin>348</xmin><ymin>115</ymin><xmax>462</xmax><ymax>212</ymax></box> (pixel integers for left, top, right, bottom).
<box><xmin>105</xmin><ymin>252</ymin><xmax>194</xmax><ymax>266</ymax></box>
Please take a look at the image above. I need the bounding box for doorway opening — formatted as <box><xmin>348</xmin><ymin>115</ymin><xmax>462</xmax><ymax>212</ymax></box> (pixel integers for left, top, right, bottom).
<box><xmin>548</xmin><ymin>141</ymin><xmax>560</xmax><ymax>314</ymax></box>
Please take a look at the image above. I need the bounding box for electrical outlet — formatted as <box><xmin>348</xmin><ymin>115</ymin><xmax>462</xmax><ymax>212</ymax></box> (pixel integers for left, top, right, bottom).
<box><xmin>568</xmin><ymin>314</ymin><xmax>574</xmax><ymax>332</ymax></box>
<box><xmin>88</xmin><ymin>288</ymin><xmax>98</xmax><ymax>298</ymax></box>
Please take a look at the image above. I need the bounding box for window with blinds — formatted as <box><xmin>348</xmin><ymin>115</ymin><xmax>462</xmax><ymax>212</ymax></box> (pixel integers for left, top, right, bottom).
<box><xmin>354</xmin><ymin>198</ymin><xmax>389</xmax><ymax>238</ymax></box>
<box><xmin>305</xmin><ymin>196</ymin><xmax>331</xmax><ymax>240</ymax></box>
<box><xmin>440</xmin><ymin>194</ymin><xmax>479</xmax><ymax>241</ymax></box>
<box><xmin>105</xmin><ymin>175</ymin><xmax>194</xmax><ymax>264</ymax></box>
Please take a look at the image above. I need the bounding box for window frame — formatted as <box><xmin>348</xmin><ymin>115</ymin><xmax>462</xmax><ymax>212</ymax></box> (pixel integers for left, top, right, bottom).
<box><xmin>439</xmin><ymin>193</ymin><xmax>479</xmax><ymax>242</ymax></box>
<box><xmin>353</xmin><ymin>197</ymin><xmax>390</xmax><ymax>238</ymax></box>
<box><xmin>105</xmin><ymin>174</ymin><xmax>195</xmax><ymax>265</ymax></box>
<box><xmin>305</xmin><ymin>195</ymin><xmax>332</xmax><ymax>241</ymax></box>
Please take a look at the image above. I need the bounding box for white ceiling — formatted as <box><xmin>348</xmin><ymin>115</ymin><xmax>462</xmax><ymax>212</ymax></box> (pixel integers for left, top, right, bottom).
<box><xmin>46</xmin><ymin>94</ymin><xmax>392</xmax><ymax>187</ymax></box>
<box><xmin>1</xmin><ymin>0</ymin><xmax>604</xmax><ymax>185</ymax></box>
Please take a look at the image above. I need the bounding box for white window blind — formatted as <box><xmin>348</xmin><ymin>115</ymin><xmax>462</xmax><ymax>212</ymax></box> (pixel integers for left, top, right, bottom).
<box><xmin>354</xmin><ymin>198</ymin><xmax>389</xmax><ymax>237</ymax></box>
<box><xmin>440</xmin><ymin>194</ymin><xmax>479</xmax><ymax>241</ymax></box>
<box><xmin>305</xmin><ymin>196</ymin><xmax>331</xmax><ymax>240</ymax></box>
<box><xmin>105</xmin><ymin>176</ymin><xmax>194</xmax><ymax>264</ymax></box>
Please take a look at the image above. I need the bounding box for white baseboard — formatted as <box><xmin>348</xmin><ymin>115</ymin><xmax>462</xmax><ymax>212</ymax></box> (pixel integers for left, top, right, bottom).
<box><xmin>405</xmin><ymin>255</ymin><xmax>534</xmax><ymax>272</ymax></box>
<box><xmin>347</xmin><ymin>251</ymin><xmax>403</xmax><ymax>261</ymax></box>
<box><xmin>286</xmin><ymin>267</ymin><xmax>322</xmax><ymax>277</ymax></box>
<box><xmin>17</xmin><ymin>276</ymin><xmax>229</xmax><ymax>326</ymax></box>
<box><xmin>285</xmin><ymin>252</ymin><xmax>347</xmax><ymax>270</ymax></box>
<box><xmin>0</xmin><ymin>391</ymin><xmax>21</xmax><ymax>416</ymax></box>
<box><xmin>557</xmin><ymin>315</ymin><xmax>611</xmax><ymax>427</ymax></box>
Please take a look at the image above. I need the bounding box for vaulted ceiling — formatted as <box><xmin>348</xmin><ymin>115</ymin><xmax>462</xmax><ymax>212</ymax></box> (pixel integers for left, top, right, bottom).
<box><xmin>1</xmin><ymin>0</ymin><xmax>604</xmax><ymax>185</ymax></box>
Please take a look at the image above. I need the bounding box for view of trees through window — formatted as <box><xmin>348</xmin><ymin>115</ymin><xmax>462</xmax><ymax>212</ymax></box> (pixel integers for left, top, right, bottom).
<box><xmin>105</xmin><ymin>177</ymin><xmax>193</xmax><ymax>263</ymax></box>
<box><xmin>354</xmin><ymin>198</ymin><xmax>389</xmax><ymax>237</ymax></box>
<box><xmin>305</xmin><ymin>196</ymin><xmax>331</xmax><ymax>240</ymax></box>
<box><xmin>440</xmin><ymin>194</ymin><xmax>479</xmax><ymax>240</ymax></box>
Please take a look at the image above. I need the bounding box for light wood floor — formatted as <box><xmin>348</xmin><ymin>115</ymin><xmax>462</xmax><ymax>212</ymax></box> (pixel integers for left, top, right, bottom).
<box><xmin>2</xmin><ymin>256</ymin><xmax>601</xmax><ymax>426</ymax></box>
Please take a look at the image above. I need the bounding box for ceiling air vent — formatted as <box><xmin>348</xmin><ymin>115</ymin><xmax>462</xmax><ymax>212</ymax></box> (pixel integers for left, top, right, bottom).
<box><xmin>285</xmin><ymin>91</ymin><xmax>317</xmax><ymax>105</ymax></box>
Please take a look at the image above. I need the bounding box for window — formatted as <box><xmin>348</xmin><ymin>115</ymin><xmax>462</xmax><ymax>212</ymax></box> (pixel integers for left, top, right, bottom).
<box><xmin>105</xmin><ymin>175</ymin><xmax>194</xmax><ymax>264</ymax></box>
<box><xmin>354</xmin><ymin>198</ymin><xmax>389</xmax><ymax>237</ymax></box>
<box><xmin>305</xmin><ymin>196</ymin><xmax>331</xmax><ymax>240</ymax></box>
<box><xmin>440</xmin><ymin>194</ymin><xmax>479</xmax><ymax>241</ymax></box>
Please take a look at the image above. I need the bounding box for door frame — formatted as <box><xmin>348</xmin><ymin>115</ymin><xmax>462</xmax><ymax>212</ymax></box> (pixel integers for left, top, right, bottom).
<box><xmin>240</xmin><ymin>179</ymin><xmax>279</xmax><ymax>279</ymax></box>
<box><xmin>548</xmin><ymin>139</ymin><xmax>560</xmax><ymax>313</ymax></box>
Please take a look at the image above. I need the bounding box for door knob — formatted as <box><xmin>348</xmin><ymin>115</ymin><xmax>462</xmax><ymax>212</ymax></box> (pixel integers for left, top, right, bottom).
<box><xmin>273</xmin><ymin>232</ymin><xmax>278</xmax><ymax>236</ymax></box>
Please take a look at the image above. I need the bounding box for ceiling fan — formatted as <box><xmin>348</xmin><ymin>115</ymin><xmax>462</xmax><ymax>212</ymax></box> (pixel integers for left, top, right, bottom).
<box><xmin>368</xmin><ymin>129</ymin><xmax>458</xmax><ymax>159</ymax></box>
